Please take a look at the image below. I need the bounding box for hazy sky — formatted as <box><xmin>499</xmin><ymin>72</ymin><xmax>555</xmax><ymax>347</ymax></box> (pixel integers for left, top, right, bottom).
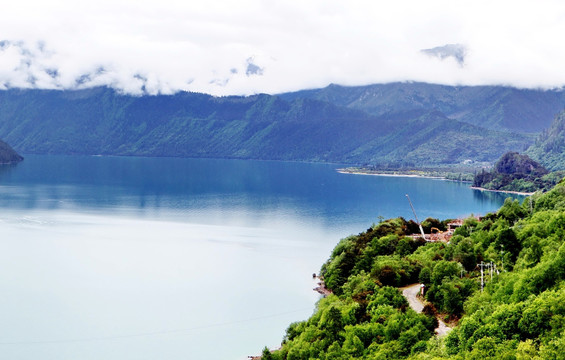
<box><xmin>1</xmin><ymin>0</ymin><xmax>564</xmax><ymax>95</ymax></box>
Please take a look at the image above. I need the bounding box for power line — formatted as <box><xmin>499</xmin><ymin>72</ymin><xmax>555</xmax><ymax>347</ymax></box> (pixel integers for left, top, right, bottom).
<box><xmin>0</xmin><ymin>307</ymin><xmax>313</xmax><ymax>345</ymax></box>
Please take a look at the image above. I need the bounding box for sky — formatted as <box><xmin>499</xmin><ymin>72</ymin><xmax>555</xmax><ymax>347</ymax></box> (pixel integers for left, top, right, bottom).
<box><xmin>0</xmin><ymin>0</ymin><xmax>564</xmax><ymax>96</ymax></box>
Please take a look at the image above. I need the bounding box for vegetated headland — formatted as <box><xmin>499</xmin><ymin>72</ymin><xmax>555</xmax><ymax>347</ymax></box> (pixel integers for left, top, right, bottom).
<box><xmin>255</xmin><ymin>177</ymin><xmax>565</xmax><ymax>360</ymax></box>
<box><xmin>336</xmin><ymin>165</ymin><xmax>538</xmax><ymax>196</ymax></box>
<box><xmin>472</xmin><ymin>151</ymin><xmax>565</xmax><ymax>195</ymax></box>
<box><xmin>339</xmin><ymin>148</ymin><xmax>565</xmax><ymax>196</ymax></box>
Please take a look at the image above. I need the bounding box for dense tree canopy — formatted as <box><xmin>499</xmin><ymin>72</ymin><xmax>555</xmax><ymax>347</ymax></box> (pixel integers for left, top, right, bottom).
<box><xmin>258</xmin><ymin>177</ymin><xmax>565</xmax><ymax>359</ymax></box>
<box><xmin>473</xmin><ymin>152</ymin><xmax>561</xmax><ymax>193</ymax></box>
<box><xmin>494</xmin><ymin>152</ymin><xmax>548</xmax><ymax>176</ymax></box>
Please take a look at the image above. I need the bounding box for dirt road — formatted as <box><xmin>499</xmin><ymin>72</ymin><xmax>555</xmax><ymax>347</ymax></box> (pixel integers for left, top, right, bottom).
<box><xmin>400</xmin><ymin>283</ymin><xmax>451</xmax><ymax>337</ymax></box>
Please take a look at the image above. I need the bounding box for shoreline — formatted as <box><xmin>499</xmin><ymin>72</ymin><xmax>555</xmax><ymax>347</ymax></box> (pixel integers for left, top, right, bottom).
<box><xmin>469</xmin><ymin>186</ymin><xmax>534</xmax><ymax>196</ymax></box>
<box><xmin>336</xmin><ymin>168</ymin><xmax>474</xmax><ymax>183</ymax></box>
<box><xmin>336</xmin><ymin>169</ymin><xmax>447</xmax><ymax>180</ymax></box>
<box><xmin>337</xmin><ymin>169</ymin><xmax>534</xmax><ymax>196</ymax></box>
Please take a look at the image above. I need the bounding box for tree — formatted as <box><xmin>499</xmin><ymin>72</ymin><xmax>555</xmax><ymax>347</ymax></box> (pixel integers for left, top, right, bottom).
<box><xmin>495</xmin><ymin>227</ymin><xmax>521</xmax><ymax>265</ymax></box>
<box><xmin>342</xmin><ymin>333</ymin><xmax>364</xmax><ymax>357</ymax></box>
<box><xmin>498</xmin><ymin>198</ymin><xmax>527</xmax><ymax>224</ymax></box>
<box><xmin>321</xmin><ymin>306</ymin><xmax>344</xmax><ymax>342</ymax></box>
<box><xmin>453</xmin><ymin>238</ymin><xmax>477</xmax><ymax>271</ymax></box>
<box><xmin>419</xmin><ymin>267</ymin><xmax>432</xmax><ymax>286</ymax></box>
<box><xmin>261</xmin><ymin>347</ymin><xmax>273</xmax><ymax>360</ymax></box>
<box><xmin>431</xmin><ymin>260</ymin><xmax>460</xmax><ymax>285</ymax></box>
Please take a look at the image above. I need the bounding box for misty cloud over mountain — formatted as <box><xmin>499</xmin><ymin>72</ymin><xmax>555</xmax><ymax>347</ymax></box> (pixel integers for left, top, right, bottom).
<box><xmin>245</xmin><ymin>57</ymin><xmax>264</xmax><ymax>76</ymax></box>
<box><xmin>1</xmin><ymin>1</ymin><xmax>565</xmax><ymax>95</ymax></box>
<box><xmin>421</xmin><ymin>44</ymin><xmax>467</xmax><ymax>65</ymax></box>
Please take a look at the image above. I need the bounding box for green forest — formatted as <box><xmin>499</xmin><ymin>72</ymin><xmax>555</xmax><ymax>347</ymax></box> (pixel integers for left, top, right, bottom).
<box><xmin>259</xmin><ymin>178</ymin><xmax>565</xmax><ymax>359</ymax></box>
<box><xmin>527</xmin><ymin>110</ymin><xmax>565</xmax><ymax>171</ymax></box>
<box><xmin>473</xmin><ymin>151</ymin><xmax>564</xmax><ymax>193</ymax></box>
<box><xmin>0</xmin><ymin>88</ymin><xmax>534</xmax><ymax>167</ymax></box>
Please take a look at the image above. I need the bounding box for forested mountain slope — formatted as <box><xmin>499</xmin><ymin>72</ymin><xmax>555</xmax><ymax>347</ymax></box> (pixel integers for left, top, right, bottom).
<box><xmin>280</xmin><ymin>82</ymin><xmax>565</xmax><ymax>134</ymax></box>
<box><xmin>0</xmin><ymin>87</ymin><xmax>532</xmax><ymax>166</ymax></box>
<box><xmin>472</xmin><ymin>151</ymin><xmax>564</xmax><ymax>193</ymax></box>
<box><xmin>259</xmin><ymin>180</ymin><xmax>565</xmax><ymax>359</ymax></box>
<box><xmin>527</xmin><ymin>109</ymin><xmax>565</xmax><ymax>170</ymax></box>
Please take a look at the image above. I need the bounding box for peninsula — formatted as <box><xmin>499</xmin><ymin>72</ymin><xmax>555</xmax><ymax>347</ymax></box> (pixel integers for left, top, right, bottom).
<box><xmin>256</xmin><ymin>180</ymin><xmax>565</xmax><ymax>359</ymax></box>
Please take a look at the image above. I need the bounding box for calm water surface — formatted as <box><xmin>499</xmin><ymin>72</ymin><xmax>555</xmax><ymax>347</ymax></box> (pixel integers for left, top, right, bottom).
<box><xmin>0</xmin><ymin>155</ymin><xmax>519</xmax><ymax>360</ymax></box>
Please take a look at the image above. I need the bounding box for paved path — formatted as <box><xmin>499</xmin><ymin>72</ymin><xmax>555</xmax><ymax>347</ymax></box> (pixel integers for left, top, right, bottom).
<box><xmin>399</xmin><ymin>283</ymin><xmax>451</xmax><ymax>337</ymax></box>
<box><xmin>401</xmin><ymin>283</ymin><xmax>425</xmax><ymax>312</ymax></box>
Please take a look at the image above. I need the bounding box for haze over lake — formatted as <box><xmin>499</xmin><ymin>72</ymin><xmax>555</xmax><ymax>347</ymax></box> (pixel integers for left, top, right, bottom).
<box><xmin>0</xmin><ymin>155</ymin><xmax>519</xmax><ymax>360</ymax></box>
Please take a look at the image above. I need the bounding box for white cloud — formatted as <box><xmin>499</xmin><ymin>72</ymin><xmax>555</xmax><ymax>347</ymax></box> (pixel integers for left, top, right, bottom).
<box><xmin>0</xmin><ymin>0</ymin><xmax>564</xmax><ymax>95</ymax></box>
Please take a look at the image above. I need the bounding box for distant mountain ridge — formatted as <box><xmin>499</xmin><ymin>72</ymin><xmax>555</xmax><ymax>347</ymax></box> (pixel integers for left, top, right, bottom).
<box><xmin>280</xmin><ymin>82</ymin><xmax>565</xmax><ymax>134</ymax></box>
<box><xmin>0</xmin><ymin>84</ymin><xmax>558</xmax><ymax>166</ymax></box>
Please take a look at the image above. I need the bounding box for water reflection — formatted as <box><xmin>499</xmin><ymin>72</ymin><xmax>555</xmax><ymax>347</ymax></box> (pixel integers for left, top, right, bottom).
<box><xmin>0</xmin><ymin>156</ymin><xmax>520</xmax><ymax>227</ymax></box>
<box><xmin>471</xmin><ymin>188</ymin><xmax>525</xmax><ymax>206</ymax></box>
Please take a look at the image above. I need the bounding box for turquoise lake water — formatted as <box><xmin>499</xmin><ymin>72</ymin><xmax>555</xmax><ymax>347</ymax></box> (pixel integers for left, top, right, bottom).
<box><xmin>0</xmin><ymin>155</ymin><xmax>520</xmax><ymax>360</ymax></box>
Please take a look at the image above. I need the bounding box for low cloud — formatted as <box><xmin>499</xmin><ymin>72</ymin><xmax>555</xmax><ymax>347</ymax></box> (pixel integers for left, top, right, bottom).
<box><xmin>421</xmin><ymin>44</ymin><xmax>467</xmax><ymax>66</ymax></box>
<box><xmin>245</xmin><ymin>57</ymin><xmax>264</xmax><ymax>77</ymax></box>
<box><xmin>0</xmin><ymin>1</ymin><xmax>564</xmax><ymax>95</ymax></box>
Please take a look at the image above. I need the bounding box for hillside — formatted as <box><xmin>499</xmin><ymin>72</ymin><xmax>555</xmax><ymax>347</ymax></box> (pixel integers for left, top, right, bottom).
<box><xmin>280</xmin><ymin>82</ymin><xmax>565</xmax><ymax>134</ymax></box>
<box><xmin>473</xmin><ymin>152</ymin><xmax>563</xmax><ymax>193</ymax></box>
<box><xmin>258</xmin><ymin>180</ymin><xmax>565</xmax><ymax>359</ymax></box>
<box><xmin>527</xmin><ymin>109</ymin><xmax>565</xmax><ymax>170</ymax></box>
<box><xmin>0</xmin><ymin>87</ymin><xmax>532</xmax><ymax>166</ymax></box>
<box><xmin>0</xmin><ymin>139</ymin><xmax>23</xmax><ymax>164</ymax></box>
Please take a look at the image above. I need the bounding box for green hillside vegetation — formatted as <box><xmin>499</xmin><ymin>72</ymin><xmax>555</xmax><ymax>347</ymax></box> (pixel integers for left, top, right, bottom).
<box><xmin>349</xmin><ymin>111</ymin><xmax>533</xmax><ymax>168</ymax></box>
<box><xmin>280</xmin><ymin>82</ymin><xmax>565</xmax><ymax>134</ymax></box>
<box><xmin>473</xmin><ymin>152</ymin><xmax>563</xmax><ymax>193</ymax></box>
<box><xmin>527</xmin><ymin>109</ymin><xmax>565</xmax><ymax>171</ymax></box>
<box><xmin>259</xmin><ymin>179</ymin><xmax>565</xmax><ymax>359</ymax></box>
<box><xmin>0</xmin><ymin>88</ymin><xmax>534</xmax><ymax>166</ymax></box>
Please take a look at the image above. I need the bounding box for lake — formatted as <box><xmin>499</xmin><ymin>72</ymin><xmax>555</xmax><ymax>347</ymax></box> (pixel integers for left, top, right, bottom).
<box><xmin>0</xmin><ymin>155</ymin><xmax>519</xmax><ymax>360</ymax></box>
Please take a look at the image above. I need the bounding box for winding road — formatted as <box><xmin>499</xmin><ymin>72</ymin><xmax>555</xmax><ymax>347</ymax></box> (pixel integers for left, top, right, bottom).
<box><xmin>400</xmin><ymin>283</ymin><xmax>451</xmax><ymax>337</ymax></box>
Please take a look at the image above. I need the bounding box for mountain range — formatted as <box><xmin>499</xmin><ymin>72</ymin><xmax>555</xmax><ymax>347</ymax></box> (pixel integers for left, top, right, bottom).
<box><xmin>0</xmin><ymin>82</ymin><xmax>563</xmax><ymax>167</ymax></box>
<box><xmin>280</xmin><ymin>82</ymin><xmax>565</xmax><ymax>134</ymax></box>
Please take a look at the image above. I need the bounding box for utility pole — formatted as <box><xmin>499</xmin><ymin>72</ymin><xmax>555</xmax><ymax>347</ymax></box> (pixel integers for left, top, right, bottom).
<box><xmin>489</xmin><ymin>261</ymin><xmax>493</xmax><ymax>281</ymax></box>
<box><xmin>478</xmin><ymin>262</ymin><xmax>499</xmax><ymax>292</ymax></box>
<box><xmin>478</xmin><ymin>262</ymin><xmax>486</xmax><ymax>292</ymax></box>
<box><xmin>501</xmin><ymin>245</ymin><xmax>504</xmax><ymax>272</ymax></box>
<box><xmin>406</xmin><ymin>194</ymin><xmax>425</xmax><ymax>239</ymax></box>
